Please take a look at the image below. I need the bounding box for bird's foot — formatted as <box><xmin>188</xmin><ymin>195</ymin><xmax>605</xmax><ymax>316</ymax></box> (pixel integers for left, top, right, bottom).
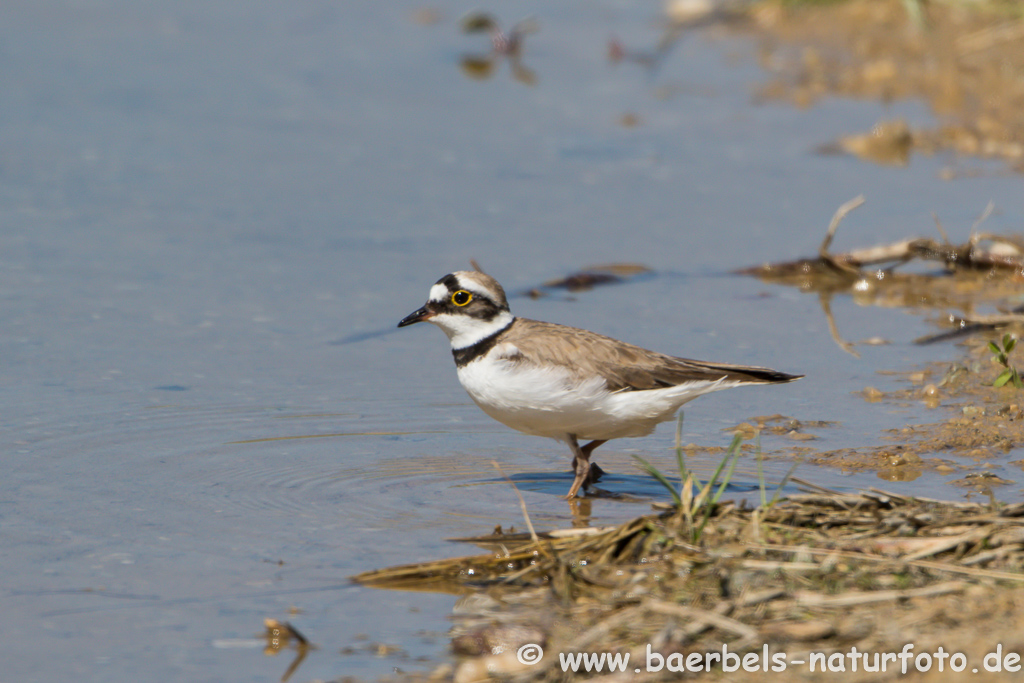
<box><xmin>566</xmin><ymin>466</ymin><xmax>588</xmax><ymax>499</ymax></box>
<box><xmin>565</xmin><ymin>463</ymin><xmax>609</xmax><ymax>499</ymax></box>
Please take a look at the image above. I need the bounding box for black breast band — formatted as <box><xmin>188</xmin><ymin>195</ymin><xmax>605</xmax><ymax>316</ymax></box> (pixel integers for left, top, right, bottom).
<box><xmin>452</xmin><ymin>320</ymin><xmax>515</xmax><ymax>367</ymax></box>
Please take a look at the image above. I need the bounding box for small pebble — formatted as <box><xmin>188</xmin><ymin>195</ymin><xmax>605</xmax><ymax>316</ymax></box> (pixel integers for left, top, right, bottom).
<box><xmin>862</xmin><ymin>387</ymin><xmax>884</xmax><ymax>402</ymax></box>
<box><xmin>618</xmin><ymin>113</ymin><xmax>640</xmax><ymax>127</ymax></box>
<box><xmin>786</xmin><ymin>431</ymin><xmax>816</xmax><ymax>441</ymax></box>
<box><xmin>410</xmin><ymin>7</ymin><xmax>441</xmax><ymax>25</ymax></box>
<box><xmin>761</xmin><ymin>620</ymin><xmax>835</xmax><ymax>642</ymax></box>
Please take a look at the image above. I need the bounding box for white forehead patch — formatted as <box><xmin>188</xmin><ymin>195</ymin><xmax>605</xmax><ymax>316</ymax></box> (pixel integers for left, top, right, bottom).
<box><xmin>428</xmin><ymin>283</ymin><xmax>449</xmax><ymax>303</ymax></box>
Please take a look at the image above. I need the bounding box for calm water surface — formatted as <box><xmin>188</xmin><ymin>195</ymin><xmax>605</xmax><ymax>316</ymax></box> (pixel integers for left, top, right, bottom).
<box><xmin>3</xmin><ymin>1</ymin><xmax>1024</xmax><ymax>681</ymax></box>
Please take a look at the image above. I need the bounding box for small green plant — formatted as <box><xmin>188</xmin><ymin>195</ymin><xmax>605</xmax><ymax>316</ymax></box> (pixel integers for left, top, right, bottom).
<box><xmin>632</xmin><ymin>413</ymin><xmax>691</xmax><ymax>508</ymax></box>
<box><xmin>633</xmin><ymin>434</ymin><xmax>742</xmax><ymax>544</ymax></box>
<box><xmin>632</xmin><ymin>415</ymin><xmax>744</xmax><ymax>542</ymax></box>
<box><xmin>632</xmin><ymin>415</ymin><xmax>797</xmax><ymax>543</ymax></box>
<box><xmin>756</xmin><ymin>431</ymin><xmax>799</xmax><ymax>510</ymax></box>
<box><xmin>988</xmin><ymin>333</ymin><xmax>1022</xmax><ymax>388</ymax></box>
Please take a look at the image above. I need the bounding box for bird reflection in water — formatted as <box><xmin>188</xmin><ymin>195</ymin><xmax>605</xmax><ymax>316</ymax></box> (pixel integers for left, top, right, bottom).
<box><xmin>263</xmin><ymin>618</ymin><xmax>311</xmax><ymax>683</ymax></box>
<box><xmin>459</xmin><ymin>13</ymin><xmax>539</xmax><ymax>85</ymax></box>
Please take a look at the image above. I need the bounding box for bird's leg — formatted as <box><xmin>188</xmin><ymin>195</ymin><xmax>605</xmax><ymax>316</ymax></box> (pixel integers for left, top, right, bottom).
<box><xmin>566</xmin><ymin>438</ymin><xmax>610</xmax><ymax>498</ymax></box>
<box><xmin>565</xmin><ymin>435</ymin><xmax>590</xmax><ymax>499</ymax></box>
<box><xmin>581</xmin><ymin>440</ymin><xmax>607</xmax><ymax>486</ymax></box>
<box><xmin>567</xmin><ymin>440</ymin><xmax>607</xmax><ymax>473</ymax></box>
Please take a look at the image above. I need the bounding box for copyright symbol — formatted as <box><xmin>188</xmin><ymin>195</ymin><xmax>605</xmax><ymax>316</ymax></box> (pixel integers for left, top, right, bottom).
<box><xmin>516</xmin><ymin>643</ymin><xmax>544</xmax><ymax>665</ymax></box>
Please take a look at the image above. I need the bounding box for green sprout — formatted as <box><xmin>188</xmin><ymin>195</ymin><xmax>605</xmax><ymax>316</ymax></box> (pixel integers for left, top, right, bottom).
<box><xmin>989</xmin><ymin>334</ymin><xmax>1022</xmax><ymax>389</ymax></box>
<box><xmin>632</xmin><ymin>414</ymin><xmax>797</xmax><ymax>544</ymax></box>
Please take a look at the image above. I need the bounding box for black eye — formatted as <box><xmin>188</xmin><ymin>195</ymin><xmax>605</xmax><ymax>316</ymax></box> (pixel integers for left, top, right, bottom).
<box><xmin>451</xmin><ymin>290</ymin><xmax>473</xmax><ymax>306</ymax></box>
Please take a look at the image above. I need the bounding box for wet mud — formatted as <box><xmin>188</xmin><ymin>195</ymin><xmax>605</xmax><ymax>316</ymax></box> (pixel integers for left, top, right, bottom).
<box><xmin>741</xmin><ymin>0</ymin><xmax>1024</xmax><ymax>173</ymax></box>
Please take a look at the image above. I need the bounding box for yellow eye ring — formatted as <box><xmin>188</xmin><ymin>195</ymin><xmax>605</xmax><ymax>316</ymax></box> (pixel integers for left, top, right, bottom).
<box><xmin>451</xmin><ymin>290</ymin><xmax>473</xmax><ymax>306</ymax></box>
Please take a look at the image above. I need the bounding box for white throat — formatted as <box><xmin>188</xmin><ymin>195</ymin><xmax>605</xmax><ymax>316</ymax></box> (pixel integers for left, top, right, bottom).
<box><xmin>430</xmin><ymin>310</ymin><xmax>514</xmax><ymax>350</ymax></box>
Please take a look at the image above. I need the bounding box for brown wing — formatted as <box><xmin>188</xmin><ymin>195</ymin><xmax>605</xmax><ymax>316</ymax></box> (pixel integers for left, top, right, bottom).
<box><xmin>500</xmin><ymin>318</ymin><xmax>802</xmax><ymax>392</ymax></box>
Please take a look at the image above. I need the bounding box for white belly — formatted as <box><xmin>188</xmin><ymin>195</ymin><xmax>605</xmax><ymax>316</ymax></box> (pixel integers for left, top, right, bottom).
<box><xmin>455</xmin><ymin>355</ymin><xmax>737</xmax><ymax>442</ymax></box>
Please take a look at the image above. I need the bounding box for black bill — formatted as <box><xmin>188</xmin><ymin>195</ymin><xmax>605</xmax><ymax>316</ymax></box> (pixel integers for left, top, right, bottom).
<box><xmin>397</xmin><ymin>305</ymin><xmax>433</xmax><ymax>327</ymax></box>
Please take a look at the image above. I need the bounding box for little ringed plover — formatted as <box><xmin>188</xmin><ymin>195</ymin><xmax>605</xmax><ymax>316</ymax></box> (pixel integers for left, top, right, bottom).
<box><xmin>398</xmin><ymin>270</ymin><xmax>802</xmax><ymax>499</ymax></box>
